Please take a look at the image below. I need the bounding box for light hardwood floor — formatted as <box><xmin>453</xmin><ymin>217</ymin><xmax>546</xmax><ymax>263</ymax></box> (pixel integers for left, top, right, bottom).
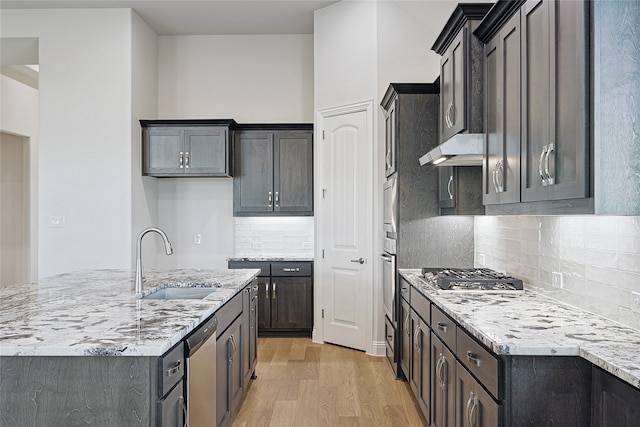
<box><xmin>233</xmin><ymin>337</ymin><xmax>427</xmax><ymax>427</ymax></box>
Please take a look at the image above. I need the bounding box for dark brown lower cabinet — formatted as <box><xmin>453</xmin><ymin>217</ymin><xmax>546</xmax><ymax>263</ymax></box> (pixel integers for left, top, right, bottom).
<box><xmin>455</xmin><ymin>361</ymin><xmax>502</xmax><ymax>427</ymax></box>
<box><xmin>229</xmin><ymin>261</ymin><xmax>313</xmax><ymax>336</ymax></box>
<box><xmin>410</xmin><ymin>309</ymin><xmax>431</xmax><ymax>422</ymax></box>
<box><xmin>592</xmin><ymin>366</ymin><xmax>640</xmax><ymax>427</ymax></box>
<box><xmin>216</xmin><ymin>316</ymin><xmax>243</xmax><ymax>427</ymax></box>
<box><xmin>399</xmin><ymin>298</ymin><xmax>411</xmax><ymax>379</ymax></box>
<box><xmin>431</xmin><ymin>332</ymin><xmax>456</xmax><ymax>427</ymax></box>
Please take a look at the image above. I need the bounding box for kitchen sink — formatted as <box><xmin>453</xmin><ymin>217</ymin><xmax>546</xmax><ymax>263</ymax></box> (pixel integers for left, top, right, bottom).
<box><xmin>141</xmin><ymin>286</ymin><xmax>219</xmax><ymax>300</ymax></box>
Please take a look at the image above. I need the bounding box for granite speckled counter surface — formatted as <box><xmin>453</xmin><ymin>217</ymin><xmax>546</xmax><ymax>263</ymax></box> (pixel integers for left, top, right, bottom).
<box><xmin>400</xmin><ymin>269</ymin><xmax>640</xmax><ymax>390</ymax></box>
<box><xmin>0</xmin><ymin>268</ymin><xmax>259</xmax><ymax>357</ymax></box>
<box><xmin>227</xmin><ymin>257</ymin><xmax>314</xmax><ymax>262</ymax></box>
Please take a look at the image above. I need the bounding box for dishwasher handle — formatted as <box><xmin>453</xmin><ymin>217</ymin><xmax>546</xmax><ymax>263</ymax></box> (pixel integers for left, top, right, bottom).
<box><xmin>186</xmin><ymin>316</ymin><xmax>217</xmax><ymax>356</ymax></box>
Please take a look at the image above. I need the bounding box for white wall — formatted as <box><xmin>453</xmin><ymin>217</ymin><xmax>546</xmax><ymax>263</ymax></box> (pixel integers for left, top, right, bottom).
<box><xmin>130</xmin><ymin>11</ymin><xmax>160</xmax><ymax>269</ymax></box>
<box><xmin>155</xmin><ymin>34</ymin><xmax>314</xmax><ymax>269</ymax></box>
<box><xmin>1</xmin><ymin>9</ymin><xmax>136</xmax><ymax>277</ymax></box>
<box><xmin>0</xmin><ymin>75</ymin><xmax>39</xmax><ymax>280</ymax></box>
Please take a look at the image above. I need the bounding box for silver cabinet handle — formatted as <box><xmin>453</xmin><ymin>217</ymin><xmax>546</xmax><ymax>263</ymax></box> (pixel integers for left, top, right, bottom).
<box><xmin>166</xmin><ymin>360</ymin><xmax>182</xmax><ymax>376</ymax></box>
<box><xmin>539</xmin><ymin>145</ymin><xmax>548</xmax><ymax>183</ymax></box>
<box><xmin>350</xmin><ymin>258</ymin><xmax>365</xmax><ymax>264</ymax></box>
<box><xmin>544</xmin><ymin>143</ymin><xmax>555</xmax><ymax>185</ymax></box>
<box><xmin>445</xmin><ymin>102</ymin><xmax>453</xmax><ymax>129</ymax></box>
<box><xmin>179</xmin><ymin>152</ymin><xmax>184</xmax><ymax>168</ymax></box>
<box><xmin>265</xmin><ymin>283</ymin><xmax>269</xmax><ymax>299</ymax></box>
<box><xmin>449</xmin><ymin>103</ymin><xmax>455</xmax><ymax>127</ymax></box>
<box><xmin>275</xmin><ymin>191</ymin><xmax>279</xmax><ymax>207</ymax></box>
<box><xmin>447</xmin><ymin>175</ymin><xmax>454</xmax><ymax>200</ymax></box>
<box><xmin>437</xmin><ymin>322</ymin><xmax>448</xmax><ymax>333</ymax></box>
<box><xmin>272</xmin><ymin>283</ymin><xmax>276</xmax><ymax>299</ymax></box>
<box><xmin>184</xmin><ymin>151</ymin><xmax>190</xmax><ymax>169</ymax></box>
<box><xmin>268</xmin><ymin>191</ymin><xmax>273</xmax><ymax>207</ymax></box>
<box><xmin>404</xmin><ymin>313</ymin><xmax>411</xmax><ymax>337</ymax></box>
<box><xmin>466</xmin><ymin>351</ymin><xmax>481</xmax><ymax>367</ymax></box>
<box><xmin>413</xmin><ymin>325</ymin><xmax>421</xmax><ymax>352</ymax></box>
<box><xmin>492</xmin><ymin>169</ymin><xmax>499</xmax><ymax>194</ymax></box>
<box><xmin>178</xmin><ymin>396</ymin><xmax>187</xmax><ymax>427</ymax></box>
<box><xmin>495</xmin><ymin>160</ymin><xmax>504</xmax><ymax>193</ymax></box>
<box><xmin>466</xmin><ymin>392</ymin><xmax>479</xmax><ymax>427</ymax></box>
<box><xmin>282</xmin><ymin>268</ymin><xmax>300</xmax><ymax>272</ymax></box>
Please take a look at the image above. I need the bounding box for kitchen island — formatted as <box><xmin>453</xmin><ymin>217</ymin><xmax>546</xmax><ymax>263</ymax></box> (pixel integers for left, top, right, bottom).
<box><xmin>0</xmin><ymin>268</ymin><xmax>260</xmax><ymax>426</ymax></box>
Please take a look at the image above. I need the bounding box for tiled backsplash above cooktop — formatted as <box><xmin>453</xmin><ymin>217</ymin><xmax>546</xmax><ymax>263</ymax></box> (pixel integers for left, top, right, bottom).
<box><xmin>235</xmin><ymin>217</ymin><xmax>314</xmax><ymax>258</ymax></box>
<box><xmin>475</xmin><ymin>215</ymin><xmax>640</xmax><ymax>330</ymax></box>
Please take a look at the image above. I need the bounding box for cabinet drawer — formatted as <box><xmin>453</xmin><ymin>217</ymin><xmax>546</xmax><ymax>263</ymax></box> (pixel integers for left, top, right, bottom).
<box><xmin>431</xmin><ymin>304</ymin><xmax>456</xmax><ymax>353</ymax></box>
<box><xmin>410</xmin><ymin>287</ymin><xmax>430</xmax><ymax>325</ymax></box>
<box><xmin>271</xmin><ymin>262</ymin><xmax>312</xmax><ymax>277</ymax></box>
<box><xmin>399</xmin><ymin>277</ymin><xmax>410</xmax><ymax>303</ymax></box>
<box><xmin>228</xmin><ymin>261</ymin><xmax>270</xmax><ymax>277</ymax></box>
<box><xmin>217</xmin><ymin>292</ymin><xmax>243</xmax><ymax>335</ymax></box>
<box><xmin>158</xmin><ymin>341</ymin><xmax>184</xmax><ymax>398</ymax></box>
<box><xmin>457</xmin><ymin>327</ymin><xmax>501</xmax><ymax>399</ymax></box>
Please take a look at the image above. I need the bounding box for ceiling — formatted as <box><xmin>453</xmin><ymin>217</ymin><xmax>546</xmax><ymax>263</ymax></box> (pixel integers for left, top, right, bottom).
<box><xmin>0</xmin><ymin>0</ymin><xmax>340</xmax><ymax>35</ymax></box>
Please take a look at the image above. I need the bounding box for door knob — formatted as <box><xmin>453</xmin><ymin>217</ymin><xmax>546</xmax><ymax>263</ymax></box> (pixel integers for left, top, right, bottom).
<box><xmin>350</xmin><ymin>258</ymin><xmax>365</xmax><ymax>264</ymax></box>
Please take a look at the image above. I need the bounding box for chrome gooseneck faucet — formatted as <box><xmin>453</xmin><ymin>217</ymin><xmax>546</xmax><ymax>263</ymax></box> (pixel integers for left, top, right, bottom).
<box><xmin>135</xmin><ymin>227</ymin><xmax>173</xmax><ymax>294</ymax></box>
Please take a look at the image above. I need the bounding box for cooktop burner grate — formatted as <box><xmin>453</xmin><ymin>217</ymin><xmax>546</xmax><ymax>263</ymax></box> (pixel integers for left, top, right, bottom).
<box><xmin>421</xmin><ymin>268</ymin><xmax>524</xmax><ymax>291</ymax></box>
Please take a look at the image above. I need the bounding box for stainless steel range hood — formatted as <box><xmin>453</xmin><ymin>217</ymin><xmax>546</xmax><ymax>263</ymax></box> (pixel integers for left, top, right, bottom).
<box><xmin>419</xmin><ymin>133</ymin><xmax>484</xmax><ymax>167</ymax></box>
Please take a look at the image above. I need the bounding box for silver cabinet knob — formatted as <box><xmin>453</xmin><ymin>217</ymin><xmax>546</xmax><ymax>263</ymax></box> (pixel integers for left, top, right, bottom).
<box><xmin>350</xmin><ymin>258</ymin><xmax>365</xmax><ymax>264</ymax></box>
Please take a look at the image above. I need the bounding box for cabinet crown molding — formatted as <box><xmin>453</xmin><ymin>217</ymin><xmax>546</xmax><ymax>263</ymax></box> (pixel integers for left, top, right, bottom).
<box><xmin>474</xmin><ymin>0</ymin><xmax>527</xmax><ymax>42</ymax></box>
<box><xmin>431</xmin><ymin>3</ymin><xmax>493</xmax><ymax>54</ymax></box>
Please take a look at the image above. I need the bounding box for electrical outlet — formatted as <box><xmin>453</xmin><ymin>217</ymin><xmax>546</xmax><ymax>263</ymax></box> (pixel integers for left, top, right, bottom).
<box><xmin>303</xmin><ymin>242</ymin><xmax>313</xmax><ymax>249</ymax></box>
<box><xmin>193</xmin><ymin>234</ymin><xmax>202</xmax><ymax>245</ymax></box>
<box><xmin>552</xmin><ymin>272</ymin><xmax>563</xmax><ymax>289</ymax></box>
<box><xmin>252</xmin><ymin>242</ymin><xmax>263</xmax><ymax>249</ymax></box>
<box><xmin>49</xmin><ymin>216</ymin><xmax>65</xmax><ymax>227</ymax></box>
<box><xmin>478</xmin><ymin>254</ymin><xmax>486</xmax><ymax>266</ymax></box>
<box><xmin>632</xmin><ymin>292</ymin><xmax>640</xmax><ymax>313</ymax></box>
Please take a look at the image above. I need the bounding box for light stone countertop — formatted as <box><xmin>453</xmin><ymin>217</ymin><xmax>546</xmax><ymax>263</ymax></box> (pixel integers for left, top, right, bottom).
<box><xmin>400</xmin><ymin>269</ymin><xmax>640</xmax><ymax>390</ymax></box>
<box><xmin>0</xmin><ymin>268</ymin><xmax>259</xmax><ymax>357</ymax></box>
<box><xmin>227</xmin><ymin>257</ymin><xmax>314</xmax><ymax>262</ymax></box>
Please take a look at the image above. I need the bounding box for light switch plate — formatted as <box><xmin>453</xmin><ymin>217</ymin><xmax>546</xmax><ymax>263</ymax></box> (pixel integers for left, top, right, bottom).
<box><xmin>49</xmin><ymin>216</ymin><xmax>65</xmax><ymax>227</ymax></box>
<box><xmin>632</xmin><ymin>292</ymin><xmax>640</xmax><ymax>313</ymax></box>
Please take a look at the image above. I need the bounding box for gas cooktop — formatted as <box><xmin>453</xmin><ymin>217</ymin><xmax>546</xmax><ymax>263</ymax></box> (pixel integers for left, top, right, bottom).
<box><xmin>421</xmin><ymin>268</ymin><xmax>524</xmax><ymax>291</ymax></box>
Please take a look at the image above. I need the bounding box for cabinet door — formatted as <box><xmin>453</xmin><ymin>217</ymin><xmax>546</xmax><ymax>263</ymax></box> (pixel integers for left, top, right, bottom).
<box><xmin>270</xmin><ymin>277</ymin><xmax>312</xmax><ymax>330</ymax></box>
<box><xmin>257</xmin><ymin>277</ymin><xmax>271</xmax><ymax>331</ymax></box>
<box><xmin>483</xmin><ymin>12</ymin><xmax>521</xmax><ymax>206</ymax></box>
<box><xmin>410</xmin><ymin>310</ymin><xmax>430</xmax><ymax>421</ymax></box>
<box><xmin>455</xmin><ymin>362</ymin><xmax>502</xmax><ymax>427</ymax></box>
<box><xmin>249</xmin><ymin>285</ymin><xmax>258</xmax><ymax>371</ymax></box>
<box><xmin>228</xmin><ymin>319</ymin><xmax>244</xmax><ymax>419</ymax></box>
<box><xmin>184</xmin><ymin>127</ymin><xmax>229</xmax><ymax>176</ymax></box>
<box><xmin>216</xmin><ymin>327</ymin><xmax>231</xmax><ymax>427</ymax></box>
<box><xmin>522</xmin><ymin>0</ymin><xmax>588</xmax><ymax>202</ymax></box>
<box><xmin>274</xmin><ymin>131</ymin><xmax>313</xmax><ymax>214</ymax></box>
<box><xmin>143</xmin><ymin>127</ymin><xmax>184</xmax><ymax>175</ymax></box>
<box><xmin>384</xmin><ymin>97</ymin><xmax>397</xmax><ymax>178</ymax></box>
<box><xmin>592</xmin><ymin>367</ymin><xmax>640</xmax><ymax>427</ymax></box>
<box><xmin>439</xmin><ymin>166</ymin><xmax>456</xmax><ymax>209</ymax></box>
<box><xmin>157</xmin><ymin>380</ymin><xmax>185</xmax><ymax>427</ymax></box>
<box><xmin>521</xmin><ymin>0</ymin><xmax>551</xmax><ymax>201</ymax></box>
<box><xmin>548</xmin><ymin>0</ymin><xmax>588</xmax><ymax>200</ymax></box>
<box><xmin>399</xmin><ymin>298</ymin><xmax>411</xmax><ymax>380</ymax></box>
<box><xmin>233</xmin><ymin>131</ymin><xmax>274</xmax><ymax>215</ymax></box>
<box><xmin>441</xmin><ymin>29</ymin><xmax>468</xmax><ymax>142</ymax></box>
<box><xmin>241</xmin><ymin>285</ymin><xmax>252</xmax><ymax>386</ymax></box>
<box><xmin>431</xmin><ymin>332</ymin><xmax>455</xmax><ymax>427</ymax></box>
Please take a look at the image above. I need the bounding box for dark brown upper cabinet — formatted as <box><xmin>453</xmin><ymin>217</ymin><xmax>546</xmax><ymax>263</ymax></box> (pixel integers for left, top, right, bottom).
<box><xmin>431</xmin><ymin>4</ymin><xmax>493</xmax><ymax>144</ymax></box>
<box><xmin>520</xmin><ymin>0</ymin><xmax>589</xmax><ymax>202</ymax></box>
<box><xmin>140</xmin><ymin>119</ymin><xmax>236</xmax><ymax>177</ymax></box>
<box><xmin>233</xmin><ymin>125</ymin><xmax>313</xmax><ymax>216</ymax></box>
<box><xmin>482</xmin><ymin>10</ymin><xmax>522</xmax><ymax>205</ymax></box>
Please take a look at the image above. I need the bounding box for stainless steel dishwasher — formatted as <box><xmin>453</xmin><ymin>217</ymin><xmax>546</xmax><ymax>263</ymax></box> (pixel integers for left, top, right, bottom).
<box><xmin>185</xmin><ymin>315</ymin><xmax>217</xmax><ymax>427</ymax></box>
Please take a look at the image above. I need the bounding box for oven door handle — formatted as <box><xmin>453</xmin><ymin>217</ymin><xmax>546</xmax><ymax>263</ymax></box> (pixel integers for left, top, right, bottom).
<box><xmin>380</xmin><ymin>253</ymin><xmax>393</xmax><ymax>262</ymax></box>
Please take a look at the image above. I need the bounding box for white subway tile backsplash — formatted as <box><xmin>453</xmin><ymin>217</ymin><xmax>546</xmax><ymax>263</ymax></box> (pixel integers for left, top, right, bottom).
<box><xmin>234</xmin><ymin>217</ymin><xmax>314</xmax><ymax>258</ymax></box>
<box><xmin>475</xmin><ymin>215</ymin><xmax>640</xmax><ymax>330</ymax></box>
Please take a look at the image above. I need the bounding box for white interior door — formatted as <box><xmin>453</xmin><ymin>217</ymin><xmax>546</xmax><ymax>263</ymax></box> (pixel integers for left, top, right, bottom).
<box><xmin>317</xmin><ymin>102</ymin><xmax>373</xmax><ymax>352</ymax></box>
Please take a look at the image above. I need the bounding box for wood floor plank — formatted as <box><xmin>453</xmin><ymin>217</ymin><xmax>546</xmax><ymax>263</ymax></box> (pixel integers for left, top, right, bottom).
<box><xmin>233</xmin><ymin>337</ymin><xmax>426</xmax><ymax>427</ymax></box>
